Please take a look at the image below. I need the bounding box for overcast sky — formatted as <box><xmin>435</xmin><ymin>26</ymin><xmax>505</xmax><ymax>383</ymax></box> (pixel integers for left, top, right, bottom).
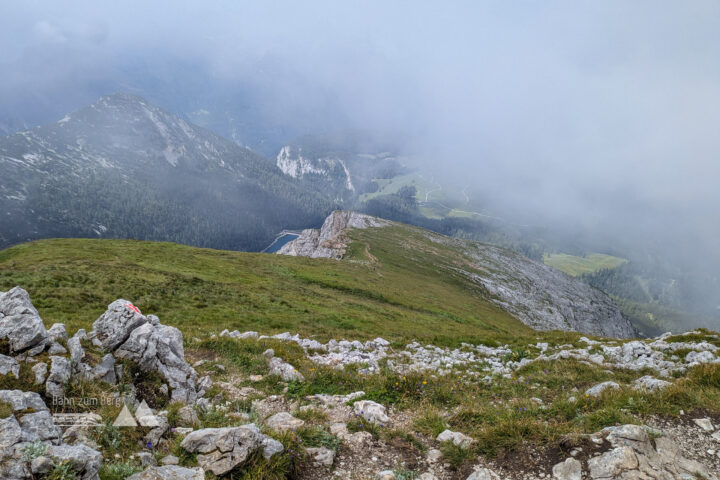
<box><xmin>2</xmin><ymin>1</ymin><xmax>720</xmax><ymax>268</ymax></box>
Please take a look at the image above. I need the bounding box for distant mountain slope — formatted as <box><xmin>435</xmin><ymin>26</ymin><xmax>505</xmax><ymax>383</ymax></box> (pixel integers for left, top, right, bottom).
<box><xmin>274</xmin><ymin>131</ymin><xmax>409</xmax><ymax>204</ymax></box>
<box><xmin>0</xmin><ymin>94</ymin><xmax>335</xmax><ymax>251</ymax></box>
<box><xmin>279</xmin><ymin>211</ymin><xmax>637</xmax><ymax>338</ymax></box>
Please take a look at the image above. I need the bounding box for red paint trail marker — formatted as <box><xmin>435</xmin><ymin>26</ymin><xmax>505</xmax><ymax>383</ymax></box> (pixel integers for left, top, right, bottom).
<box><xmin>126</xmin><ymin>303</ymin><xmax>141</xmax><ymax>314</ymax></box>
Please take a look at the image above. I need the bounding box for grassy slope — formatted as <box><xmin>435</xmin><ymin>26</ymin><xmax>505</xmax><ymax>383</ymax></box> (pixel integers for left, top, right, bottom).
<box><xmin>0</xmin><ymin>225</ymin><xmax>535</xmax><ymax>346</ymax></box>
<box><xmin>3</xmin><ymin>229</ymin><xmax>720</xmax><ymax>478</ymax></box>
<box><xmin>543</xmin><ymin>253</ymin><xmax>627</xmax><ymax>277</ymax></box>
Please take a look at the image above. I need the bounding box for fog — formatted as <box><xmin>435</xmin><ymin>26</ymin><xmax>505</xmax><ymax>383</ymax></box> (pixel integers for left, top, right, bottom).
<box><xmin>2</xmin><ymin>1</ymin><xmax>719</xmax><ymax>319</ymax></box>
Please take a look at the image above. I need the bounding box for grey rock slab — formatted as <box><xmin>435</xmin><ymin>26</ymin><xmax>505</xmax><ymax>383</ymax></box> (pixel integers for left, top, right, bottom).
<box><xmin>136</xmin><ymin>451</ymin><xmax>157</xmax><ymax>467</ymax></box>
<box><xmin>261</xmin><ymin>436</ymin><xmax>284</xmax><ymax>459</ymax></box>
<box><xmin>47</xmin><ymin>342</ymin><xmax>67</xmax><ymax>355</ymax></box>
<box><xmin>588</xmin><ymin>446</ymin><xmax>638</xmax><ymax>479</ymax></box>
<box><xmin>633</xmin><ymin>375</ymin><xmax>672</xmax><ymax>392</ymax></box>
<box><xmin>47</xmin><ymin>323</ymin><xmax>68</xmax><ymax>342</ymax></box>
<box><xmin>0</xmin><ymin>287</ymin><xmax>50</xmax><ymax>353</ymax></box>
<box><xmin>265</xmin><ymin>412</ymin><xmax>305</xmax><ymax>432</ymax></box>
<box><xmin>0</xmin><ymin>416</ymin><xmax>22</xmax><ymax>447</ymax></box>
<box><xmin>127</xmin><ymin>465</ymin><xmax>205</xmax><ymax>480</ymax></box>
<box><xmin>19</xmin><ymin>410</ymin><xmax>61</xmax><ymax>442</ymax></box>
<box><xmin>90</xmin><ymin>353</ymin><xmax>117</xmax><ymax>384</ymax></box>
<box><xmin>46</xmin><ymin>355</ymin><xmax>71</xmax><ymax>400</ymax></box>
<box><xmin>114</xmin><ymin>322</ymin><xmax>198</xmax><ymax>403</ymax></box>
<box><xmin>693</xmin><ymin>418</ymin><xmax>714</xmax><ymax>432</ymax></box>
<box><xmin>92</xmin><ymin>299</ymin><xmax>148</xmax><ymax>351</ymax></box>
<box><xmin>48</xmin><ymin>443</ymin><xmax>103</xmax><ymax>480</ymax></box>
<box><xmin>353</xmin><ymin>400</ymin><xmax>389</xmax><ymax>425</ymax></box>
<box><xmin>180</xmin><ymin>425</ymin><xmax>265</xmax><ymax>475</ymax></box>
<box><xmin>585</xmin><ymin>381</ymin><xmax>620</xmax><ymax>397</ymax></box>
<box><xmin>552</xmin><ymin>457</ymin><xmax>582</xmax><ymax>480</ymax></box>
<box><xmin>30</xmin><ymin>455</ymin><xmax>53</xmax><ymax>475</ymax></box>
<box><xmin>466</xmin><ymin>468</ymin><xmax>501</xmax><ymax>480</ymax></box>
<box><xmin>437</xmin><ymin>429</ymin><xmax>474</xmax><ymax>449</ymax></box>
<box><xmin>0</xmin><ymin>354</ymin><xmax>20</xmax><ymax>378</ymax></box>
<box><xmin>160</xmin><ymin>454</ymin><xmax>179</xmax><ymax>465</ymax></box>
<box><xmin>267</xmin><ymin>356</ymin><xmax>304</xmax><ymax>381</ymax></box>
<box><xmin>306</xmin><ymin>446</ymin><xmax>335</xmax><ymax>466</ymax></box>
<box><xmin>0</xmin><ymin>389</ymin><xmax>48</xmax><ymax>412</ymax></box>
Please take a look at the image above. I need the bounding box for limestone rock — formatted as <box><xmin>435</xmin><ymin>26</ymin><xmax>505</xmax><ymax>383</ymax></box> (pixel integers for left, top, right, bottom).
<box><xmin>19</xmin><ymin>410</ymin><xmax>61</xmax><ymax>443</ymax></box>
<box><xmin>177</xmin><ymin>405</ymin><xmax>199</xmax><ymax>427</ymax></box>
<box><xmin>306</xmin><ymin>446</ymin><xmax>335</xmax><ymax>466</ymax></box>
<box><xmin>633</xmin><ymin>375</ymin><xmax>672</xmax><ymax>392</ymax></box>
<box><xmin>92</xmin><ymin>299</ymin><xmax>148</xmax><ymax>351</ymax></box>
<box><xmin>278</xmin><ymin>211</ymin><xmax>389</xmax><ymax>259</ymax></box>
<box><xmin>47</xmin><ymin>342</ymin><xmax>67</xmax><ymax>355</ymax></box>
<box><xmin>0</xmin><ymin>389</ymin><xmax>48</xmax><ymax>412</ymax></box>
<box><xmin>0</xmin><ymin>287</ymin><xmax>49</xmax><ymax>353</ymax></box>
<box><xmin>0</xmin><ymin>416</ymin><xmax>22</xmax><ymax>447</ymax></box>
<box><xmin>48</xmin><ymin>443</ymin><xmax>103</xmax><ymax>480</ymax></box>
<box><xmin>466</xmin><ymin>468</ymin><xmax>500</xmax><ymax>480</ymax></box>
<box><xmin>353</xmin><ymin>400</ymin><xmax>390</xmax><ymax>425</ymax></box>
<box><xmin>588</xmin><ymin>446</ymin><xmax>638</xmax><ymax>478</ymax></box>
<box><xmin>47</xmin><ymin>323</ymin><xmax>68</xmax><ymax>342</ymax></box>
<box><xmin>90</xmin><ymin>353</ymin><xmax>117</xmax><ymax>384</ymax></box>
<box><xmin>0</xmin><ymin>354</ymin><xmax>20</xmax><ymax>378</ymax></box>
<box><xmin>67</xmin><ymin>332</ymin><xmax>86</xmax><ymax>375</ymax></box>
<box><xmin>92</xmin><ymin>300</ymin><xmax>198</xmax><ymax>402</ymax></box>
<box><xmin>46</xmin><ymin>355</ymin><xmax>71</xmax><ymax>400</ymax></box>
<box><xmin>418</xmin><ymin>473</ymin><xmax>439</xmax><ymax>480</ymax></box>
<box><xmin>267</xmin><ymin>356</ymin><xmax>304</xmax><ymax>382</ymax></box>
<box><xmin>261</xmin><ymin>436</ymin><xmax>284</xmax><ymax>459</ymax></box>
<box><xmin>552</xmin><ymin>457</ymin><xmax>581</xmax><ymax>480</ymax></box>
<box><xmin>127</xmin><ymin>465</ymin><xmax>205</xmax><ymax>480</ymax></box>
<box><xmin>30</xmin><ymin>456</ymin><xmax>53</xmax><ymax>475</ymax></box>
<box><xmin>180</xmin><ymin>424</ymin><xmax>280</xmax><ymax>475</ymax></box>
<box><xmin>584</xmin><ymin>381</ymin><xmax>620</xmax><ymax>397</ymax></box>
<box><xmin>265</xmin><ymin>412</ymin><xmax>305</xmax><ymax>432</ymax></box>
<box><xmin>694</xmin><ymin>418</ymin><xmax>714</xmax><ymax>432</ymax></box>
<box><xmin>437</xmin><ymin>429</ymin><xmax>474</xmax><ymax>449</ymax></box>
<box><xmin>136</xmin><ymin>451</ymin><xmax>157</xmax><ymax>467</ymax></box>
<box><xmin>160</xmin><ymin>455</ymin><xmax>179</xmax><ymax>465</ymax></box>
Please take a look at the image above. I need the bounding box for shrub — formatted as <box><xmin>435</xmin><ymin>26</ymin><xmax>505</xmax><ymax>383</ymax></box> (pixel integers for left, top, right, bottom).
<box><xmin>99</xmin><ymin>461</ymin><xmax>141</xmax><ymax>480</ymax></box>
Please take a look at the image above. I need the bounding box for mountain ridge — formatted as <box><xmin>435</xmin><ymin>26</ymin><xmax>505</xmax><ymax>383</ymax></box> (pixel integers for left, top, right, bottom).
<box><xmin>0</xmin><ymin>93</ymin><xmax>335</xmax><ymax>251</ymax></box>
<box><xmin>278</xmin><ymin>211</ymin><xmax>636</xmax><ymax>338</ymax></box>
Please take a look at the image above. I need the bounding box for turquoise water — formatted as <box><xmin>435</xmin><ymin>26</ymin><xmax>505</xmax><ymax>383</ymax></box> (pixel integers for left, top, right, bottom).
<box><xmin>263</xmin><ymin>233</ymin><xmax>299</xmax><ymax>253</ymax></box>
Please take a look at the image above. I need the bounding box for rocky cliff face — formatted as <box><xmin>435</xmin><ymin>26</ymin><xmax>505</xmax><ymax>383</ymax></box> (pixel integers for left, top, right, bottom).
<box><xmin>457</xmin><ymin>241</ymin><xmax>636</xmax><ymax>338</ymax></box>
<box><xmin>278</xmin><ymin>211</ymin><xmax>635</xmax><ymax>338</ymax></box>
<box><xmin>278</xmin><ymin>211</ymin><xmax>389</xmax><ymax>259</ymax></box>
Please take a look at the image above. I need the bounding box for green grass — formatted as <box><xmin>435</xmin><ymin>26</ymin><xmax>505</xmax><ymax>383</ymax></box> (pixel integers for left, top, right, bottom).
<box><xmin>0</xmin><ymin>226</ymin><xmax>534</xmax><ymax>346</ymax></box>
<box><xmin>359</xmin><ymin>173</ymin><xmax>440</xmax><ymax>203</ymax></box>
<box><xmin>544</xmin><ymin>253</ymin><xmax>627</xmax><ymax>277</ymax></box>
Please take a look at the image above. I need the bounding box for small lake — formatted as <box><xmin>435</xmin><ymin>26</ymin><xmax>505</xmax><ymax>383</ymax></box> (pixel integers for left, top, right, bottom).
<box><xmin>262</xmin><ymin>233</ymin><xmax>300</xmax><ymax>253</ymax></box>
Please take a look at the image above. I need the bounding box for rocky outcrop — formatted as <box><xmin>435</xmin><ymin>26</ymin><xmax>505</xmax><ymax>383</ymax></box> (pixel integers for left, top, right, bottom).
<box><xmin>264</xmin><ymin>348</ymin><xmax>305</xmax><ymax>382</ymax></box>
<box><xmin>278</xmin><ymin>210</ymin><xmax>389</xmax><ymax>258</ymax></box>
<box><xmin>127</xmin><ymin>465</ymin><xmax>205</xmax><ymax>480</ymax></box>
<box><xmin>585</xmin><ymin>424</ymin><xmax>716</xmax><ymax>480</ymax></box>
<box><xmin>179</xmin><ymin>425</ymin><xmax>283</xmax><ymax>475</ymax></box>
<box><xmin>460</xmin><ymin>242</ymin><xmax>636</xmax><ymax>337</ymax></box>
<box><xmin>353</xmin><ymin>400</ymin><xmax>390</xmax><ymax>425</ymax></box>
<box><xmin>92</xmin><ymin>299</ymin><xmax>198</xmax><ymax>402</ymax></box>
<box><xmin>0</xmin><ymin>390</ymin><xmax>102</xmax><ymax>480</ymax></box>
<box><xmin>0</xmin><ymin>287</ymin><xmax>49</xmax><ymax>353</ymax></box>
<box><xmin>265</xmin><ymin>412</ymin><xmax>305</xmax><ymax>432</ymax></box>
